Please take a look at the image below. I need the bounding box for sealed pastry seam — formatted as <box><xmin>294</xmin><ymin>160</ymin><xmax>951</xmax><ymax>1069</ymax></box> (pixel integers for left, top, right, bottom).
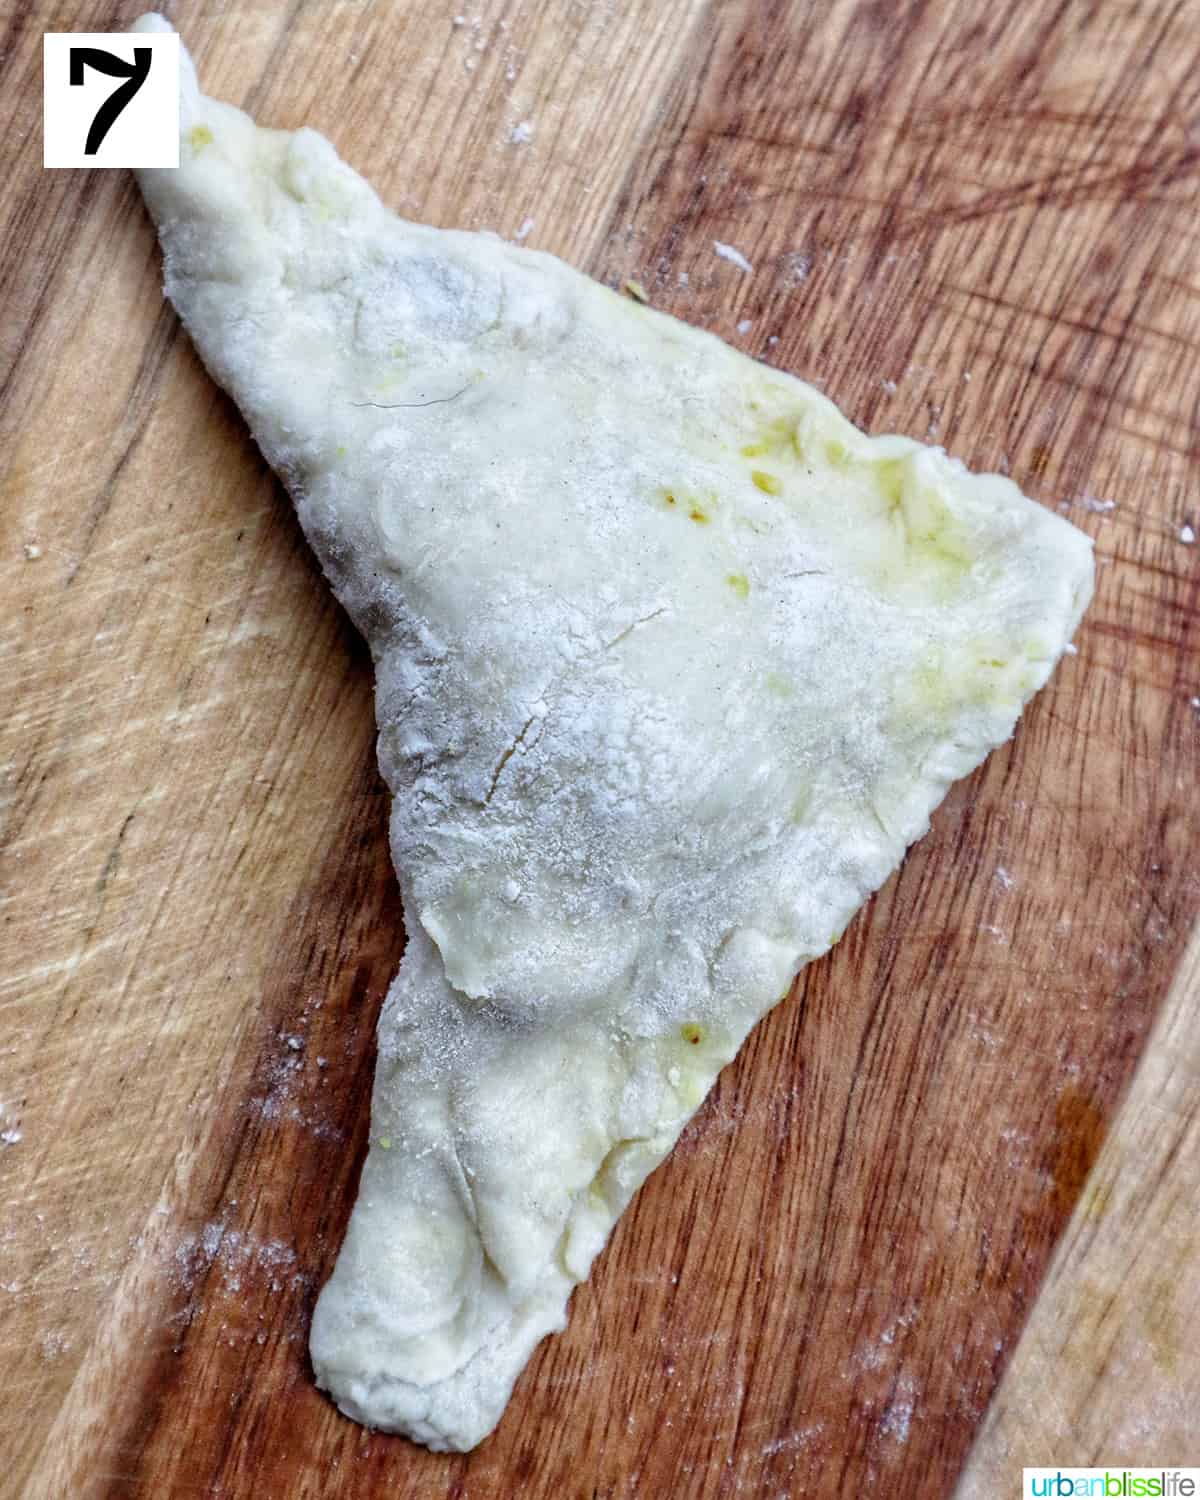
<box><xmin>129</xmin><ymin>13</ymin><xmax>1094</xmax><ymax>1453</ymax></box>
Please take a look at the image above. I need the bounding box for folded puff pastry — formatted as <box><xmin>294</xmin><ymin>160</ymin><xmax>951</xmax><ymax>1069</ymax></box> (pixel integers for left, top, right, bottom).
<box><xmin>130</xmin><ymin>14</ymin><xmax>1093</xmax><ymax>1452</ymax></box>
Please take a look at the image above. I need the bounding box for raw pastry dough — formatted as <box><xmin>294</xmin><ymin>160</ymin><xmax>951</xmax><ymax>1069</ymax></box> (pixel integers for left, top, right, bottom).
<box><xmin>130</xmin><ymin>15</ymin><xmax>1094</xmax><ymax>1452</ymax></box>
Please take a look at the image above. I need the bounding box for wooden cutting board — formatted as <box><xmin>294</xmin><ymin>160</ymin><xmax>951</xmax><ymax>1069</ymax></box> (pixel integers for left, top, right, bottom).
<box><xmin>2</xmin><ymin>1</ymin><xmax>1198</xmax><ymax>1495</ymax></box>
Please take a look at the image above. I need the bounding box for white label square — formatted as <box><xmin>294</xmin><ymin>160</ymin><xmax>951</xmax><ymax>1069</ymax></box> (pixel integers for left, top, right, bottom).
<box><xmin>44</xmin><ymin>32</ymin><xmax>179</xmax><ymax>168</ymax></box>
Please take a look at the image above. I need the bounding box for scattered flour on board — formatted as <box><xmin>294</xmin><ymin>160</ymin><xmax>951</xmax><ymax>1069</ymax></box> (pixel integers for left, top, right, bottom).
<box><xmin>782</xmin><ymin>251</ymin><xmax>811</xmax><ymax>284</ymax></box>
<box><xmin>994</xmin><ymin>865</ymin><xmax>1015</xmax><ymax>889</ymax></box>
<box><xmin>244</xmin><ymin>1013</ymin><xmax>343</xmax><ymax>1140</ymax></box>
<box><xmin>453</xmin><ymin>14</ymin><xmax>525</xmax><ymax>82</ymax></box>
<box><xmin>880</xmin><ymin>1312</ymin><xmax>910</xmax><ymax>1346</ymax></box>
<box><xmin>854</xmin><ymin>1304</ymin><xmax>920</xmax><ymax>1372</ymax></box>
<box><xmin>713</xmin><ymin>240</ymin><xmax>753</xmax><ymax>274</ymax></box>
<box><xmin>1180</xmin><ymin>524</ymin><xmax>1195</xmax><ymax>544</ymax></box>
<box><xmin>40</xmin><ymin>1330</ymin><xmax>72</xmax><ymax>1361</ymax></box>
<box><xmin>0</xmin><ymin>1126</ymin><xmax>21</xmax><ymax>1145</ymax></box>
<box><xmin>761</xmin><ymin>1422</ymin><xmax>824</xmax><ymax>1458</ymax></box>
<box><xmin>509</xmin><ymin>120</ymin><xmax>534</xmax><ymax>146</ymax></box>
<box><xmin>514</xmin><ymin>217</ymin><xmax>535</xmax><ymax>241</ymax></box>
<box><xmin>736</xmin><ymin>318</ymin><xmax>753</xmax><ymax>334</ymax></box>
<box><xmin>999</xmin><ymin>1125</ymin><xmax>1032</xmax><ymax>1169</ymax></box>
<box><xmin>878</xmin><ymin>1373</ymin><xmax>918</xmax><ymax>1445</ymax></box>
<box><xmin>0</xmin><ymin>1214</ymin><xmax>147</xmax><ymax>1309</ymax></box>
<box><xmin>173</xmin><ymin>1223</ymin><xmax>301</xmax><ymax>1301</ymax></box>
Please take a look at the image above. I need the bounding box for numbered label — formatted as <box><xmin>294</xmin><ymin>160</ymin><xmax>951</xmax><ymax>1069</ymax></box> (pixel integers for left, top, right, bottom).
<box><xmin>44</xmin><ymin>32</ymin><xmax>179</xmax><ymax>168</ymax></box>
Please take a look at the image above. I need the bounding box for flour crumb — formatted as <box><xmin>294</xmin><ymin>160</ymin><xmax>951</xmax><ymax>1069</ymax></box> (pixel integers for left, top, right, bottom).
<box><xmin>881</xmin><ymin>379</ymin><xmax>897</xmax><ymax>394</ymax></box>
<box><xmin>736</xmin><ymin>318</ymin><xmax>753</xmax><ymax>334</ymax></box>
<box><xmin>995</xmin><ymin>866</ymin><xmax>1014</xmax><ymax>889</ymax></box>
<box><xmin>173</xmin><ymin>1223</ymin><xmax>299</xmax><ymax>1297</ymax></box>
<box><xmin>713</xmin><ymin>240</ymin><xmax>753</xmax><ymax>274</ymax></box>
<box><xmin>514</xmin><ymin>216</ymin><xmax>535</xmax><ymax>241</ymax></box>
<box><xmin>767</xmin><ymin>334</ymin><xmax>780</xmax><ymax>346</ymax></box>
<box><xmin>0</xmin><ymin>1127</ymin><xmax>22</xmax><ymax>1145</ymax></box>
<box><xmin>41</xmin><ymin>1331</ymin><xmax>71</xmax><ymax>1361</ymax></box>
<box><xmin>1180</xmin><ymin>524</ymin><xmax>1195</xmax><ymax>544</ymax></box>
<box><xmin>1080</xmin><ymin>495</ymin><xmax>1116</xmax><ymax>513</ymax></box>
<box><xmin>783</xmin><ymin>251</ymin><xmax>811</xmax><ymax>284</ymax></box>
<box><xmin>761</xmin><ymin>1422</ymin><xmax>823</xmax><ymax>1457</ymax></box>
<box><xmin>880</xmin><ymin>1377</ymin><xmax>916</xmax><ymax>1444</ymax></box>
<box><xmin>23</xmin><ymin>543</ymin><xmax>41</xmax><ymax>560</ymax></box>
<box><xmin>509</xmin><ymin>120</ymin><xmax>534</xmax><ymax>146</ymax></box>
<box><xmin>677</xmin><ymin>271</ymin><xmax>689</xmax><ymax>287</ymax></box>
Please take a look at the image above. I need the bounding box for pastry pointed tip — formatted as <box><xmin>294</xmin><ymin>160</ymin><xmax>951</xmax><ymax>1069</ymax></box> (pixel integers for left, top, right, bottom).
<box><xmin>129</xmin><ymin>13</ymin><xmax>201</xmax><ymax>132</ymax></box>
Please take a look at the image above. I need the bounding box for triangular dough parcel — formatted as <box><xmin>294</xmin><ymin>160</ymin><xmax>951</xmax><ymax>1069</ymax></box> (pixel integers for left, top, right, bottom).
<box><xmin>130</xmin><ymin>15</ymin><xmax>1093</xmax><ymax>1452</ymax></box>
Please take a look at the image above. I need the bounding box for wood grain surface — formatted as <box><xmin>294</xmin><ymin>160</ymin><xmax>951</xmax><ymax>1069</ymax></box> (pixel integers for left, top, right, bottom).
<box><xmin>2</xmin><ymin>1</ymin><xmax>1198</xmax><ymax>1497</ymax></box>
<box><xmin>959</xmin><ymin>924</ymin><xmax>1200</xmax><ymax>1488</ymax></box>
